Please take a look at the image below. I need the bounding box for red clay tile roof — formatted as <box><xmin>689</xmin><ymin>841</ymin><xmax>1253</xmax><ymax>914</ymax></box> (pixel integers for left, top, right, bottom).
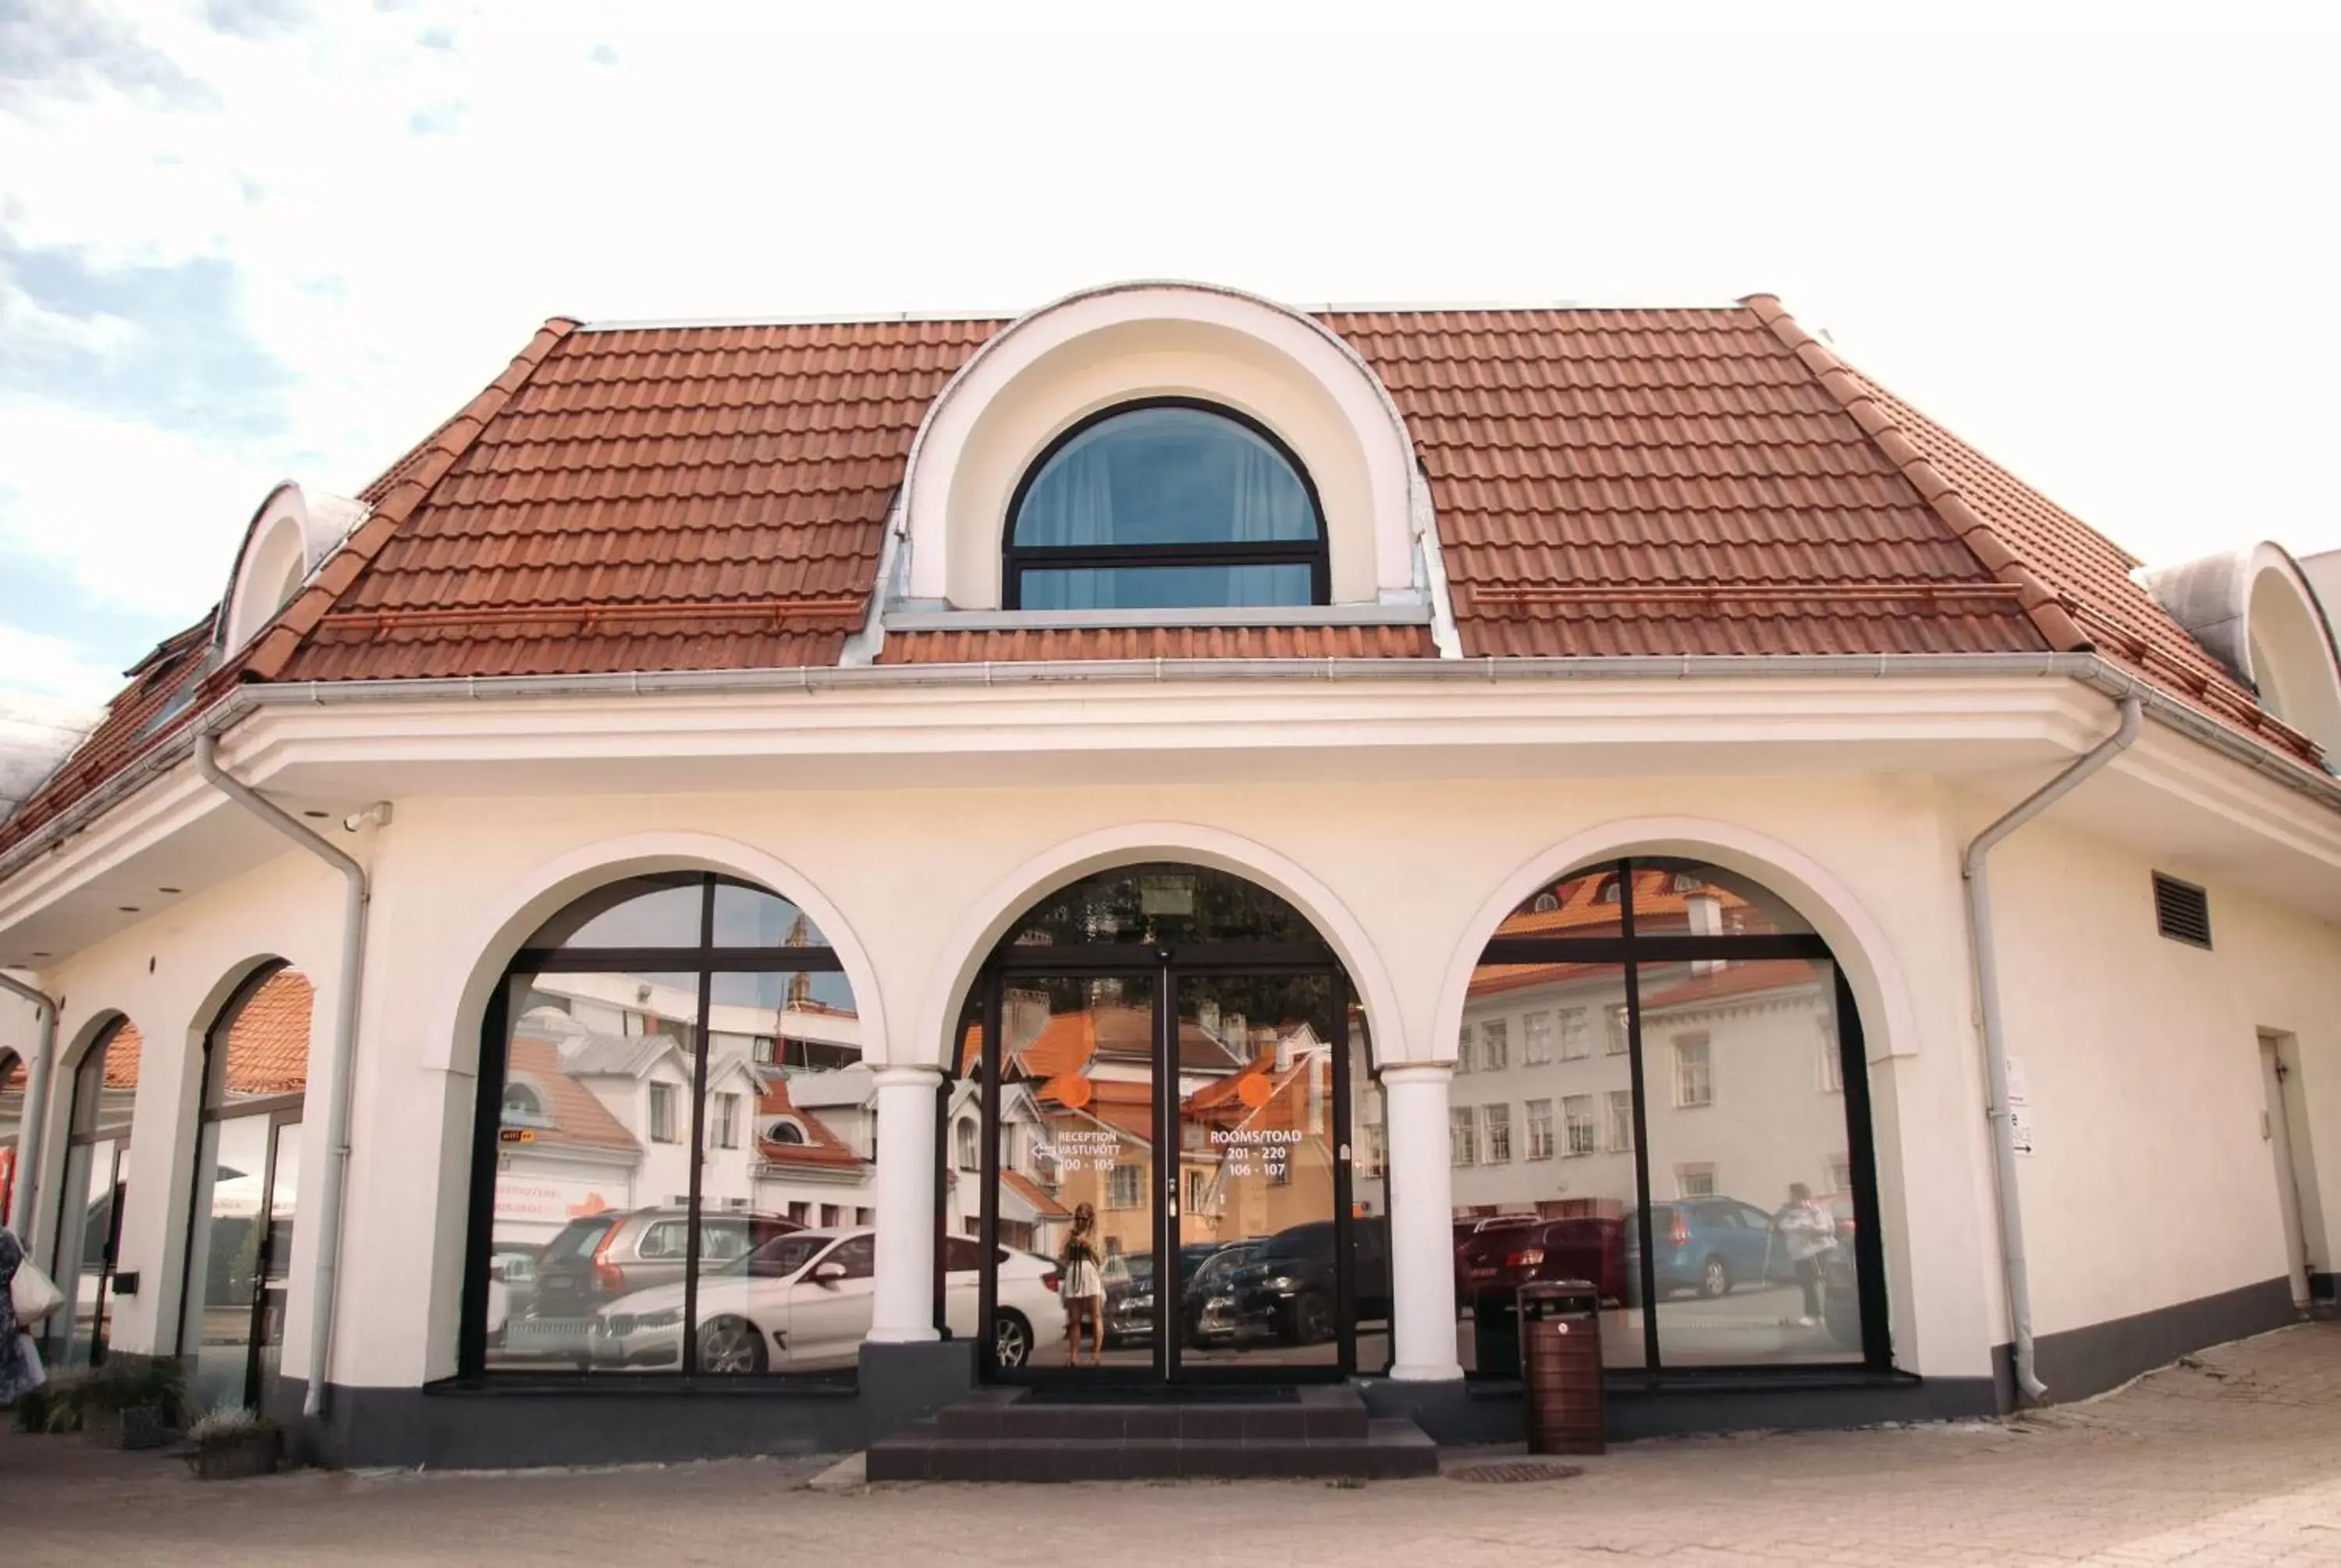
<box><xmin>1323</xmin><ymin>307</ymin><xmax>2051</xmax><ymax>661</ymax></box>
<box><xmin>4</xmin><ymin>294</ymin><xmax>2325</xmax><ymax>867</ymax></box>
<box><xmin>265</xmin><ymin>319</ymin><xmax>996</xmax><ymax>682</ymax></box>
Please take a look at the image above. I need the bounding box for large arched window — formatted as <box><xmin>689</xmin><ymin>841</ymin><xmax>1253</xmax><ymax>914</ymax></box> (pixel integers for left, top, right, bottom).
<box><xmin>179</xmin><ymin>964</ymin><xmax>312</xmax><ymax>1412</ymax></box>
<box><xmin>1456</xmin><ymin>858</ymin><xmax>1888</xmax><ymax>1378</ymax></box>
<box><xmin>464</xmin><ymin>871</ymin><xmax>865</xmax><ymax>1382</ymax></box>
<box><xmin>48</xmin><ymin>1016</ymin><xmax>140</xmax><ymax>1371</ymax></box>
<box><xmin>1003</xmin><ymin>401</ymin><xmax>1329</xmax><ymax>611</ymax></box>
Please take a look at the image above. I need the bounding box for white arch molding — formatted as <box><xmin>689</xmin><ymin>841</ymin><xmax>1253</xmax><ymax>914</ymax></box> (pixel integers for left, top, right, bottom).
<box><xmin>421</xmin><ymin>832</ymin><xmax>890</xmax><ymax>1077</ymax></box>
<box><xmin>913</xmin><ymin>821</ymin><xmax>1409</xmax><ymax>1074</ymax></box>
<box><xmin>897</xmin><ymin>281</ymin><xmax>1426</xmax><ymax>609</ymax></box>
<box><xmin>1432</xmin><ymin>815</ymin><xmax>1922</xmax><ymax>1072</ymax></box>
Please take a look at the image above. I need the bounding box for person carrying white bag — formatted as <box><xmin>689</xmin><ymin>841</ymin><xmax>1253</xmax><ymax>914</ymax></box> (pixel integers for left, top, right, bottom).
<box><xmin>2</xmin><ymin>1224</ymin><xmax>58</xmax><ymax>1403</ymax></box>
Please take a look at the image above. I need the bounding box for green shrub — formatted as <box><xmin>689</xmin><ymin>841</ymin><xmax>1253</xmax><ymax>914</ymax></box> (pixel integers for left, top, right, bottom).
<box><xmin>64</xmin><ymin>1359</ymin><xmax>187</xmax><ymax>1424</ymax></box>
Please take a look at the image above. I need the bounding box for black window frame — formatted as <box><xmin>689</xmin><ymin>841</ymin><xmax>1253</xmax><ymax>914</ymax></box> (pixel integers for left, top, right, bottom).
<box><xmin>456</xmin><ymin>871</ymin><xmax>855</xmax><ymax>1383</ymax></box>
<box><xmin>1472</xmin><ymin>857</ymin><xmax>1895</xmax><ymax>1380</ymax></box>
<box><xmin>1000</xmin><ymin>397</ymin><xmax>1332</xmax><ymax>612</ymax></box>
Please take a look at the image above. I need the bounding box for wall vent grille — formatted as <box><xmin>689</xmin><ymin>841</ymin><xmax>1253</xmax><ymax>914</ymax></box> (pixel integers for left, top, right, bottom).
<box><xmin>2153</xmin><ymin>873</ymin><xmax>2212</xmax><ymax>949</ymax></box>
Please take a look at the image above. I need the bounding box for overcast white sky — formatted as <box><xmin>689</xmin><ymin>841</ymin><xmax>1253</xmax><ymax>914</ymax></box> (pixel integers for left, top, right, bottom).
<box><xmin>2</xmin><ymin>0</ymin><xmax>2336</xmax><ymax>709</ymax></box>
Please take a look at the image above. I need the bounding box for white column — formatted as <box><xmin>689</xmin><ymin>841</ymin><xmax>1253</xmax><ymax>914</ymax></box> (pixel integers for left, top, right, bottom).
<box><xmin>867</xmin><ymin>1063</ymin><xmax>943</xmax><ymax>1344</ymax></box>
<box><xmin>1382</xmin><ymin>1062</ymin><xmax>1464</xmax><ymax>1381</ymax></box>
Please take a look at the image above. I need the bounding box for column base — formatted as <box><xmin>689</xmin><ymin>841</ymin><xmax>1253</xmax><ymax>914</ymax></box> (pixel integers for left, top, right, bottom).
<box><xmin>865</xmin><ymin>1326</ymin><xmax>943</xmax><ymax>1345</ymax></box>
<box><xmin>1387</xmin><ymin>1360</ymin><xmax>1466</xmax><ymax>1382</ymax></box>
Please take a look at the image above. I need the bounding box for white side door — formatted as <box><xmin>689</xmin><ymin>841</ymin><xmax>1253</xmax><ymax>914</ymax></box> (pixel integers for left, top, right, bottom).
<box><xmin>781</xmin><ymin>1234</ymin><xmax>877</xmax><ymax>1370</ymax></box>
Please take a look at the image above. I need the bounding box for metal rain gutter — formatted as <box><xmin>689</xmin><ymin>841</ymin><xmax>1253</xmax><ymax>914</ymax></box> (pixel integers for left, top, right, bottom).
<box><xmin>1961</xmin><ymin>693</ymin><xmax>2144</xmax><ymax>1403</ymax></box>
<box><xmin>2</xmin><ymin>653</ymin><xmax>2334</xmax><ymax>894</ymax></box>
<box><xmin>0</xmin><ymin>970</ymin><xmax>58</xmax><ymax>1238</ymax></box>
<box><xmin>194</xmin><ymin>733</ymin><xmax>381</xmax><ymax>1421</ymax></box>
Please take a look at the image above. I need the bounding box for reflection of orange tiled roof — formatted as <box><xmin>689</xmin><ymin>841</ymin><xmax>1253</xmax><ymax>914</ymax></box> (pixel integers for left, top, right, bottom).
<box><xmin>1638</xmin><ymin>958</ymin><xmax>1818</xmax><ymax>1010</ymax></box>
<box><xmin>222</xmin><ymin>969</ymin><xmax>312</xmax><ymax>1096</ymax></box>
<box><xmin>1012</xmin><ymin>1005</ymin><xmax>1239</xmax><ymax>1080</ymax></box>
<box><xmin>1000</xmin><ymin>1168</ymin><xmax>1070</xmax><ymax>1220</ymax></box>
<box><xmin>1494</xmin><ymin>867</ymin><xmax>1757</xmax><ymax>941</ymax></box>
<box><xmin>504</xmin><ymin>1033</ymin><xmax>639</xmax><ymax>1153</ymax></box>
<box><xmin>756</xmin><ymin>1076</ymin><xmax>866</xmax><ymax>1169</ymax></box>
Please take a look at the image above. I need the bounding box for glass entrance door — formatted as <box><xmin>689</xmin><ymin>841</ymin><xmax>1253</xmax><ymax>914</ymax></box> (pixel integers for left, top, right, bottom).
<box><xmin>183</xmin><ymin>1113</ymin><xmax>300</xmax><ymax>1411</ymax></box>
<box><xmin>973</xmin><ymin>958</ymin><xmax>1356</xmax><ymax>1385</ymax></box>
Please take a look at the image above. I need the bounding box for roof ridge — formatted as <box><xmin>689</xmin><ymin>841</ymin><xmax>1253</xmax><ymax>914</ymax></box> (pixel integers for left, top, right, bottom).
<box><xmin>243</xmin><ymin>317</ymin><xmax>583</xmax><ymax>681</ymax></box>
<box><xmin>1741</xmin><ymin>295</ymin><xmax>2088</xmax><ymax>654</ymax></box>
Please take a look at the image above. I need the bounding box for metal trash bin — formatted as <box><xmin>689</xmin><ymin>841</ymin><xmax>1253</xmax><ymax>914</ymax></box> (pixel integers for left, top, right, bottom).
<box><xmin>1519</xmin><ymin>1279</ymin><xmax>1604</xmax><ymax>1455</ymax></box>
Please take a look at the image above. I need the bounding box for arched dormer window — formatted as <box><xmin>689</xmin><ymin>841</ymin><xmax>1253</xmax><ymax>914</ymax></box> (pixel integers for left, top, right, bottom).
<box><xmin>1003</xmin><ymin>400</ymin><xmax>1328</xmax><ymax>611</ymax></box>
<box><xmin>500</xmin><ymin>1082</ymin><xmax>551</xmax><ymax>1127</ymax></box>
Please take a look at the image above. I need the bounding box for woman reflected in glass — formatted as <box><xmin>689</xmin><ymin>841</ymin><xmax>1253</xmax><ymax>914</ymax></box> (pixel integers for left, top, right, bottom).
<box><xmin>1057</xmin><ymin>1202</ymin><xmax>1107</xmax><ymax>1367</ymax></box>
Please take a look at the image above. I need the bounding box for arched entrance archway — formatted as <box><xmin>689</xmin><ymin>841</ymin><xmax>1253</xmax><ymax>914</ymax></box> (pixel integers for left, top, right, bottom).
<box><xmin>960</xmin><ymin>862</ymin><xmax>1384</xmax><ymax>1385</ymax></box>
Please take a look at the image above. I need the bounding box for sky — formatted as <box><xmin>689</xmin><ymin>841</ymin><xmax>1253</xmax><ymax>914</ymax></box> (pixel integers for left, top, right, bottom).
<box><xmin>2</xmin><ymin>0</ymin><xmax>2336</xmax><ymax>712</ymax></box>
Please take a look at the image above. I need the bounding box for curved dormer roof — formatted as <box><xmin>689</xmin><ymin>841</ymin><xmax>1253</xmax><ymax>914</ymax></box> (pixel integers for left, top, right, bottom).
<box><xmin>2144</xmin><ymin>542</ymin><xmax>2341</xmax><ymax>761</ymax></box>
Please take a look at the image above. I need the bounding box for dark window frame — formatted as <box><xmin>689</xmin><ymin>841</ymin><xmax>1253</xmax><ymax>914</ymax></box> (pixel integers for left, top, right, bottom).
<box><xmin>457</xmin><ymin>871</ymin><xmax>855</xmax><ymax>1384</ymax></box>
<box><xmin>1473</xmin><ymin>857</ymin><xmax>1895</xmax><ymax>1380</ymax></box>
<box><xmin>1000</xmin><ymin>398</ymin><xmax>1333</xmax><ymax>612</ymax></box>
<box><xmin>48</xmin><ymin>1013</ymin><xmax>137</xmax><ymax>1368</ymax></box>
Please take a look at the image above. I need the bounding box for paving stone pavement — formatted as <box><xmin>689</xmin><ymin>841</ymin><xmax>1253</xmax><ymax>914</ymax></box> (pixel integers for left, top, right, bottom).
<box><xmin>5</xmin><ymin>1321</ymin><xmax>2339</xmax><ymax>1566</ymax></box>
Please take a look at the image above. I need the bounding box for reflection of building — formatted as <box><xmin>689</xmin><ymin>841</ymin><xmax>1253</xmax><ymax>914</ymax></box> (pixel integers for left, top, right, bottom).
<box><xmin>4</xmin><ymin>280</ymin><xmax>2337</xmax><ymax>1474</ymax></box>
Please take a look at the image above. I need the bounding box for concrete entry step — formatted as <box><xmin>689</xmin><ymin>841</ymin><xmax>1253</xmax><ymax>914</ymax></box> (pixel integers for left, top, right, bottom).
<box><xmin>935</xmin><ymin>1383</ymin><xmax>1364</xmax><ymax>1442</ymax></box>
<box><xmin>870</xmin><ymin>1387</ymin><xmax>1436</xmax><ymax>1481</ymax></box>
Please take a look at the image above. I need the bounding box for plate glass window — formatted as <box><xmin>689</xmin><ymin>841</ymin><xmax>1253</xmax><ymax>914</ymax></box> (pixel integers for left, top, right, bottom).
<box><xmin>179</xmin><ymin>966</ymin><xmax>312</xmax><ymax>1412</ymax></box>
<box><xmin>467</xmin><ymin>874</ymin><xmax>865</xmax><ymax>1379</ymax></box>
<box><xmin>1004</xmin><ymin>402</ymin><xmax>1329</xmax><ymax>611</ymax></box>
<box><xmin>1459</xmin><ymin>859</ymin><xmax>1888</xmax><ymax>1377</ymax></box>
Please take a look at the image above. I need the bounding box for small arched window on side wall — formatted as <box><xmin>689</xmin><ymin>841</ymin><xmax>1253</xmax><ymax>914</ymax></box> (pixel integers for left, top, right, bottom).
<box><xmin>1003</xmin><ymin>400</ymin><xmax>1329</xmax><ymax>611</ymax></box>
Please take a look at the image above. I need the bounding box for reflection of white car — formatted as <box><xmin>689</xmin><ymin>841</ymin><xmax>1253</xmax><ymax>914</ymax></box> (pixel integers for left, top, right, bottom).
<box><xmin>591</xmin><ymin>1228</ymin><xmax>1060</xmax><ymax>1373</ymax></box>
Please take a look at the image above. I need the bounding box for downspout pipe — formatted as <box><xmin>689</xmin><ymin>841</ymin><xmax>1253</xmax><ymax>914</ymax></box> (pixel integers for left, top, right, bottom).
<box><xmin>0</xmin><ymin>971</ymin><xmax>59</xmax><ymax>1239</ymax></box>
<box><xmin>1962</xmin><ymin>694</ymin><xmax>2143</xmax><ymax>1404</ymax></box>
<box><xmin>194</xmin><ymin>733</ymin><xmax>372</xmax><ymax>1420</ymax></box>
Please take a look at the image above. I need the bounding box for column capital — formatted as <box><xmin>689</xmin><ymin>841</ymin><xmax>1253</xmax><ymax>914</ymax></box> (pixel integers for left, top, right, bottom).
<box><xmin>1378</xmin><ymin>1062</ymin><xmax>1454</xmax><ymax>1087</ymax></box>
<box><xmin>871</xmin><ymin>1062</ymin><xmax>947</xmax><ymax>1091</ymax></box>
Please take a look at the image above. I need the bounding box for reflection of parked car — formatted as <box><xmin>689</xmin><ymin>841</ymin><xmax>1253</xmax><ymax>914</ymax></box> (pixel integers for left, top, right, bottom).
<box><xmin>591</xmin><ymin>1229</ymin><xmax>1060</xmax><ymax>1372</ymax></box>
<box><xmin>1460</xmin><ymin>1215</ymin><xmax>1631</xmax><ymax>1307</ymax></box>
<box><xmin>491</xmin><ymin>1246</ymin><xmax>541</xmax><ymax>1319</ymax></box>
<box><xmin>1182</xmin><ymin>1241</ymin><xmax>1263</xmax><ymax>1347</ymax></box>
<box><xmin>1103</xmin><ymin>1253</ymin><xmax>1156</xmax><ymax>1346</ymax></box>
<box><xmin>527</xmin><ymin>1206</ymin><xmax>800</xmax><ymax>1361</ymax></box>
<box><xmin>1625</xmin><ymin>1199</ymin><xmax>1800</xmax><ymax>1300</ymax></box>
<box><xmin>1106</xmin><ymin>1243</ymin><xmax>1229</xmax><ymax>1346</ymax></box>
<box><xmin>1229</xmin><ymin>1219</ymin><xmax>1391</xmax><ymax>1344</ymax></box>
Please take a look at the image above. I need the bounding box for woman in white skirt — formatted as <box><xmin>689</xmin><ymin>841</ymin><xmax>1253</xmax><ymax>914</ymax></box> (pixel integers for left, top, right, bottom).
<box><xmin>1057</xmin><ymin>1202</ymin><xmax>1107</xmax><ymax>1367</ymax></box>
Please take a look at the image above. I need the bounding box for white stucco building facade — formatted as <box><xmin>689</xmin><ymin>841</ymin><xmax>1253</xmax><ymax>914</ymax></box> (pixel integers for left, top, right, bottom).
<box><xmin>2</xmin><ymin>283</ymin><xmax>2336</xmax><ymax>1469</ymax></box>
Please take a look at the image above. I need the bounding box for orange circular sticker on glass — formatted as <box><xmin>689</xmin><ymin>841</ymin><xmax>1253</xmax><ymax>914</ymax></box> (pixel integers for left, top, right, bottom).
<box><xmin>1237</xmin><ymin>1073</ymin><xmax>1273</xmax><ymax>1109</ymax></box>
<box><xmin>1053</xmin><ymin>1073</ymin><xmax>1095</xmax><ymax>1109</ymax></box>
